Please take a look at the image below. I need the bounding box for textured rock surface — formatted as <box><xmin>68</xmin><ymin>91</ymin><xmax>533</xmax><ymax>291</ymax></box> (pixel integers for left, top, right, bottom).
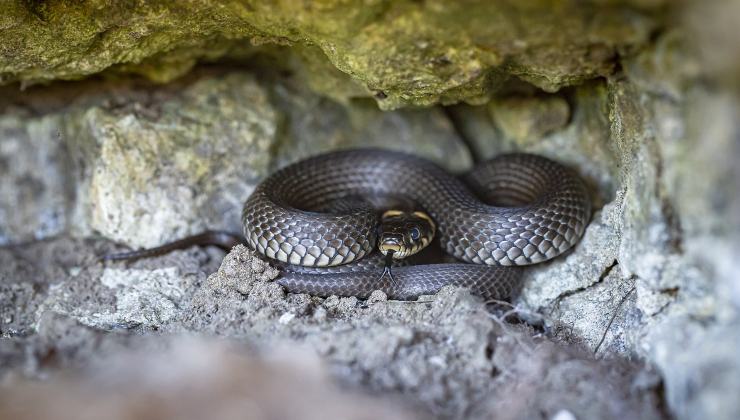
<box><xmin>0</xmin><ymin>242</ymin><xmax>665</xmax><ymax>419</ymax></box>
<box><xmin>0</xmin><ymin>113</ymin><xmax>69</xmax><ymax>245</ymax></box>
<box><xmin>0</xmin><ymin>71</ymin><xmax>470</xmax><ymax>247</ymax></box>
<box><xmin>0</xmin><ymin>322</ymin><xmax>422</xmax><ymax>420</ymax></box>
<box><xmin>0</xmin><ymin>0</ymin><xmax>659</xmax><ymax>109</ymax></box>
<box><xmin>448</xmin><ymin>34</ymin><xmax>740</xmax><ymax>416</ymax></box>
<box><xmin>70</xmin><ymin>73</ymin><xmax>278</xmax><ymax>247</ymax></box>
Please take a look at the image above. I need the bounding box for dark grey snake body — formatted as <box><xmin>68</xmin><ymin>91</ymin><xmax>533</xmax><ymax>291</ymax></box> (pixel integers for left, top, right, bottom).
<box><xmin>242</xmin><ymin>149</ymin><xmax>591</xmax><ymax>300</ymax></box>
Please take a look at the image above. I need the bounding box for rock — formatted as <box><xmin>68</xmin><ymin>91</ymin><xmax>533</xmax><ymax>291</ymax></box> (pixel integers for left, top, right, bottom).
<box><xmin>636</xmin><ymin>82</ymin><xmax>740</xmax><ymax>419</ymax></box>
<box><xmin>0</xmin><ymin>1</ymin><xmax>658</xmax><ymax>108</ymax></box>
<box><xmin>480</xmin><ymin>324</ymin><xmax>664</xmax><ymax>420</ymax></box>
<box><xmin>443</xmin><ymin>28</ymin><xmax>740</xmax><ymax>417</ymax></box>
<box><xmin>269</xmin><ymin>88</ymin><xmax>472</xmax><ymax>172</ymax></box>
<box><xmin>1</xmin><ymin>237</ymin><xmax>665</xmax><ymax>418</ymax></box>
<box><xmin>447</xmin><ymin>83</ymin><xmax>615</xmax><ymax>204</ymax></box>
<box><xmin>177</xmin><ymin>247</ymin><xmax>664</xmax><ymax>418</ymax></box>
<box><xmin>0</xmin><ymin>334</ymin><xmax>424</xmax><ymax>420</ymax></box>
<box><xmin>0</xmin><ymin>236</ymin><xmax>218</xmax><ymax>333</ymax></box>
<box><xmin>0</xmin><ymin>113</ymin><xmax>70</xmax><ymax>245</ymax></box>
<box><xmin>489</xmin><ymin>95</ymin><xmax>571</xmax><ymax>144</ymax></box>
<box><xmin>0</xmin><ymin>281</ymin><xmax>40</xmax><ymax>337</ymax></box>
<box><xmin>0</xmin><ymin>71</ymin><xmax>470</xmax><ymax>246</ymax></box>
<box><xmin>95</xmin><ymin>267</ymin><xmax>191</xmax><ymax>327</ymax></box>
<box><xmin>0</xmin><ymin>236</ymin><xmax>107</xmax><ymax>337</ymax></box>
<box><xmin>647</xmin><ymin>315</ymin><xmax>740</xmax><ymax>419</ymax></box>
<box><xmin>68</xmin><ymin>73</ymin><xmax>278</xmax><ymax>247</ymax></box>
<box><xmin>446</xmin><ymin>74</ymin><xmax>708</xmax><ymax>358</ymax></box>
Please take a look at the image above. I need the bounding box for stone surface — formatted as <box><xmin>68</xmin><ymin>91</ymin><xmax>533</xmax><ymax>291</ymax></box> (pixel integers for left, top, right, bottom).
<box><xmin>434</xmin><ymin>26</ymin><xmax>740</xmax><ymax>418</ymax></box>
<box><xmin>0</xmin><ymin>71</ymin><xmax>471</xmax><ymax>247</ymax></box>
<box><xmin>0</xmin><ymin>0</ymin><xmax>659</xmax><ymax>109</ymax></box>
<box><xmin>69</xmin><ymin>73</ymin><xmax>278</xmax><ymax>247</ymax></box>
<box><xmin>455</xmin><ymin>66</ymin><xmax>738</xmax><ymax>420</ymax></box>
<box><xmin>490</xmin><ymin>96</ymin><xmax>571</xmax><ymax>144</ymax></box>
<box><xmin>637</xmin><ymin>86</ymin><xmax>740</xmax><ymax>420</ymax></box>
<box><xmin>0</xmin><ymin>237</ymin><xmax>105</xmax><ymax>337</ymax></box>
<box><xmin>0</xmin><ymin>325</ymin><xmax>422</xmax><ymax>420</ymax></box>
<box><xmin>0</xmin><ymin>241</ymin><xmax>666</xmax><ymax>419</ymax></box>
<box><xmin>0</xmin><ymin>113</ymin><xmax>70</xmax><ymax>245</ymax></box>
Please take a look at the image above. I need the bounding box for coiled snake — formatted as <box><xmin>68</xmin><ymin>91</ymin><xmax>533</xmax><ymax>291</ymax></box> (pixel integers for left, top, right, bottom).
<box><xmin>241</xmin><ymin>149</ymin><xmax>591</xmax><ymax>300</ymax></box>
<box><xmin>105</xmin><ymin>149</ymin><xmax>590</xmax><ymax>301</ymax></box>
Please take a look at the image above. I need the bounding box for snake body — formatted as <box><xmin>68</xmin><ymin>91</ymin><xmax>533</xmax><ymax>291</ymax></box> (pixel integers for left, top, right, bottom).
<box><xmin>242</xmin><ymin>149</ymin><xmax>590</xmax><ymax>300</ymax></box>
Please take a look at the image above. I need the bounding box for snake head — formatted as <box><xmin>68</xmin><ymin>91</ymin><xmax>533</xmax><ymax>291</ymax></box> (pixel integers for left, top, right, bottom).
<box><xmin>378</xmin><ymin>210</ymin><xmax>435</xmax><ymax>259</ymax></box>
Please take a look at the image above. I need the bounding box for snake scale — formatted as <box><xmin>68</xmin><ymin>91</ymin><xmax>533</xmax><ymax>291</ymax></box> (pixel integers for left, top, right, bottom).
<box><xmin>242</xmin><ymin>149</ymin><xmax>591</xmax><ymax>300</ymax></box>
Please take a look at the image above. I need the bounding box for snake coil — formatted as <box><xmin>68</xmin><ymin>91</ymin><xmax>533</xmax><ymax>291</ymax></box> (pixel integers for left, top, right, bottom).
<box><xmin>242</xmin><ymin>149</ymin><xmax>591</xmax><ymax>300</ymax></box>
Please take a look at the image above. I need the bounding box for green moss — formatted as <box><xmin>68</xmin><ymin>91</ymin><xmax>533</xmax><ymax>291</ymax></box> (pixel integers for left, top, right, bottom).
<box><xmin>0</xmin><ymin>0</ymin><xmax>661</xmax><ymax>108</ymax></box>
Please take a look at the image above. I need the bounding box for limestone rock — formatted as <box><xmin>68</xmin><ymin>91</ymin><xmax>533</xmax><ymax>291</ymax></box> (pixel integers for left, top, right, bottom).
<box><xmin>0</xmin><ymin>239</ymin><xmax>666</xmax><ymax>418</ymax></box>
<box><xmin>0</xmin><ymin>0</ymin><xmax>658</xmax><ymax>109</ymax></box>
<box><xmin>70</xmin><ymin>73</ymin><xmax>278</xmax><ymax>247</ymax></box>
<box><xmin>490</xmin><ymin>96</ymin><xmax>571</xmax><ymax>144</ymax></box>
<box><xmin>0</xmin><ymin>113</ymin><xmax>70</xmax><ymax>245</ymax></box>
<box><xmin>0</xmin><ymin>72</ymin><xmax>470</xmax><ymax>247</ymax></box>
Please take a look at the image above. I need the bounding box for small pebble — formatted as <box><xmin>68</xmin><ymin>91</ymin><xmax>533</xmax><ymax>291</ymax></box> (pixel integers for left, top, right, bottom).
<box><xmin>312</xmin><ymin>306</ymin><xmax>328</xmax><ymax>322</ymax></box>
<box><xmin>551</xmin><ymin>409</ymin><xmax>577</xmax><ymax>420</ymax></box>
<box><xmin>278</xmin><ymin>312</ymin><xmax>295</xmax><ymax>325</ymax></box>
<box><xmin>368</xmin><ymin>290</ymin><xmax>388</xmax><ymax>304</ymax></box>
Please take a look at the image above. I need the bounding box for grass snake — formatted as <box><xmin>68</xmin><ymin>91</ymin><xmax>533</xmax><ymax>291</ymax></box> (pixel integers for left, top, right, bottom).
<box><xmin>241</xmin><ymin>149</ymin><xmax>591</xmax><ymax>300</ymax></box>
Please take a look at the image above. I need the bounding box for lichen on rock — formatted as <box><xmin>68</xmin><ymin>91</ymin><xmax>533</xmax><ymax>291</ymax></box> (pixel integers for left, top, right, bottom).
<box><xmin>1</xmin><ymin>0</ymin><xmax>658</xmax><ymax>108</ymax></box>
<box><xmin>0</xmin><ymin>71</ymin><xmax>472</xmax><ymax>247</ymax></box>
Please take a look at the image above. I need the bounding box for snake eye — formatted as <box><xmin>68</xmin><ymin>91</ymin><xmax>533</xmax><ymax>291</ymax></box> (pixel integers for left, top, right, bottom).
<box><xmin>409</xmin><ymin>227</ymin><xmax>420</xmax><ymax>240</ymax></box>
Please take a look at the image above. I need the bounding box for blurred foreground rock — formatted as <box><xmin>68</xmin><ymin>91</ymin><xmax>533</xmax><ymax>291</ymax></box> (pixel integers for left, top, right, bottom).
<box><xmin>0</xmin><ymin>330</ymin><xmax>421</xmax><ymax>420</ymax></box>
<box><xmin>0</xmin><ymin>243</ymin><xmax>664</xmax><ymax>419</ymax></box>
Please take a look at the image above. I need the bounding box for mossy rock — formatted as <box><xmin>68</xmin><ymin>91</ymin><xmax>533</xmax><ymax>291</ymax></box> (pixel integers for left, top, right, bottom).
<box><xmin>1</xmin><ymin>0</ymin><xmax>659</xmax><ymax>109</ymax></box>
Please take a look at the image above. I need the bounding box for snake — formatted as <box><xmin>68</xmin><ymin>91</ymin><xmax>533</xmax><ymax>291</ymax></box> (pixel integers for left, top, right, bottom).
<box><xmin>104</xmin><ymin>148</ymin><xmax>590</xmax><ymax>301</ymax></box>
<box><xmin>239</xmin><ymin>148</ymin><xmax>591</xmax><ymax>300</ymax></box>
